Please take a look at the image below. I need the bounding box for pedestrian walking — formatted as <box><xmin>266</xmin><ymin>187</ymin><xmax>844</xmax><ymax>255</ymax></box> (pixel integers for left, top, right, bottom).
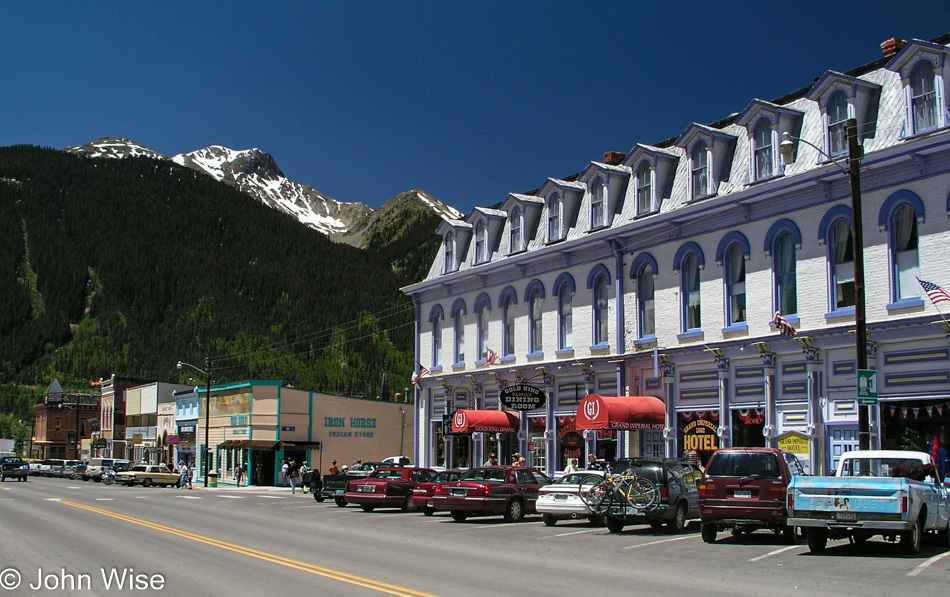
<box><xmin>177</xmin><ymin>461</ymin><xmax>188</xmax><ymax>488</ymax></box>
<box><xmin>235</xmin><ymin>464</ymin><xmax>244</xmax><ymax>487</ymax></box>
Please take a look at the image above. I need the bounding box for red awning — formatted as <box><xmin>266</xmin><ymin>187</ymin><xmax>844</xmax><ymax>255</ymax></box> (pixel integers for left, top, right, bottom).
<box><xmin>576</xmin><ymin>395</ymin><xmax>665</xmax><ymax>430</ymax></box>
<box><xmin>451</xmin><ymin>409</ymin><xmax>520</xmax><ymax>433</ymax></box>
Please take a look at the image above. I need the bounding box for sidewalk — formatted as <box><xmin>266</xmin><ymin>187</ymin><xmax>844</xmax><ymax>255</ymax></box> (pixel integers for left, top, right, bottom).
<box><xmin>194</xmin><ymin>481</ymin><xmax>313</xmax><ymax>494</ymax></box>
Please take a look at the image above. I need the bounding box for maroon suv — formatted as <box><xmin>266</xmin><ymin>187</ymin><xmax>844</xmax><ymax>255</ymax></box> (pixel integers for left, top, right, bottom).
<box><xmin>698</xmin><ymin>447</ymin><xmax>805</xmax><ymax>543</ymax></box>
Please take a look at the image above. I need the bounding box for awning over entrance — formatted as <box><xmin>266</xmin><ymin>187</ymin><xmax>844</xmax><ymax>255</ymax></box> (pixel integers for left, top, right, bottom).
<box><xmin>575</xmin><ymin>395</ymin><xmax>665</xmax><ymax>430</ymax></box>
<box><xmin>165</xmin><ymin>435</ymin><xmax>180</xmax><ymax>445</ymax></box>
<box><xmin>451</xmin><ymin>409</ymin><xmax>520</xmax><ymax>433</ymax></box>
<box><xmin>227</xmin><ymin>440</ymin><xmax>280</xmax><ymax>450</ymax></box>
<box><xmin>280</xmin><ymin>441</ymin><xmax>322</xmax><ymax>450</ymax></box>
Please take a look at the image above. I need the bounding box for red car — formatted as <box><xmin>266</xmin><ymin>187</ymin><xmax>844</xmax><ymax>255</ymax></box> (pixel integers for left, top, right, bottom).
<box><xmin>411</xmin><ymin>469</ymin><xmax>466</xmax><ymax>515</ymax></box>
<box><xmin>432</xmin><ymin>466</ymin><xmax>551</xmax><ymax>522</ymax></box>
<box><xmin>343</xmin><ymin>467</ymin><xmax>436</xmax><ymax>512</ymax></box>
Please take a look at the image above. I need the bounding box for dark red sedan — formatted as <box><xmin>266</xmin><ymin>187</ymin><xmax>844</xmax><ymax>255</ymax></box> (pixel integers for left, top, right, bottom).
<box><xmin>411</xmin><ymin>469</ymin><xmax>466</xmax><ymax>515</ymax></box>
<box><xmin>344</xmin><ymin>467</ymin><xmax>436</xmax><ymax>512</ymax></box>
<box><xmin>432</xmin><ymin>466</ymin><xmax>551</xmax><ymax>522</ymax></box>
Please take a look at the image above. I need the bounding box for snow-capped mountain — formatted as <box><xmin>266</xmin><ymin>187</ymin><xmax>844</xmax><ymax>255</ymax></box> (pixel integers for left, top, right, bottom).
<box><xmin>64</xmin><ymin>138</ymin><xmax>462</xmax><ymax>237</ymax></box>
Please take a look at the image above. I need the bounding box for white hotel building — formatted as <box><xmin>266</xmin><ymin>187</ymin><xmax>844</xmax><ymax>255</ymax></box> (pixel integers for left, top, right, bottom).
<box><xmin>402</xmin><ymin>34</ymin><xmax>950</xmax><ymax>476</ymax></box>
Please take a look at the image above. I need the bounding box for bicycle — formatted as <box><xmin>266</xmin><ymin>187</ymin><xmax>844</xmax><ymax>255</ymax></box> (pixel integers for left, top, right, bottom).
<box><xmin>579</xmin><ymin>471</ymin><xmax>658</xmax><ymax>515</ymax></box>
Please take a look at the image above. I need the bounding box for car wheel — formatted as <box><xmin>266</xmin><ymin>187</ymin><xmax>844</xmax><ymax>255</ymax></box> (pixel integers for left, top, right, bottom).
<box><xmin>314</xmin><ymin>493</ymin><xmax>325</xmax><ymax>503</ymax></box>
<box><xmin>423</xmin><ymin>506</ymin><xmax>435</xmax><ymax>516</ymax></box>
<box><xmin>900</xmin><ymin>516</ymin><xmax>922</xmax><ymax>555</ymax></box>
<box><xmin>401</xmin><ymin>496</ymin><xmax>413</xmax><ymax>512</ymax></box>
<box><xmin>667</xmin><ymin>503</ymin><xmax>687</xmax><ymax>534</ymax></box>
<box><xmin>451</xmin><ymin>511</ymin><xmax>468</xmax><ymax>522</ymax></box>
<box><xmin>937</xmin><ymin>520</ymin><xmax>950</xmax><ymax>548</ymax></box>
<box><xmin>503</xmin><ymin>499</ymin><xmax>524</xmax><ymax>522</ymax></box>
<box><xmin>589</xmin><ymin>515</ymin><xmax>606</xmax><ymax>527</ymax></box>
<box><xmin>334</xmin><ymin>497</ymin><xmax>347</xmax><ymax>507</ymax></box>
<box><xmin>649</xmin><ymin>520</ymin><xmax>664</xmax><ymax>530</ymax></box>
<box><xmin>701</xmin><ymin>523</ymin><xmax>717</xmax><ymax>543</ymax></box>
<box><xmin>782</xmin><ymin>525</ymin><xmax>799</xmax><ymax>544</ymax></box>
<box><xmin>360</xmin><ymin>504</ymin><xmax>375</xmax><ymax>512</ymax></box>
<box><xmin>806</xmin><ymin>528</ymin><xmax>828</xmax><ymax>553</ymax></box>
<box><xmin>605</xmin><ymin>517</ymin><xmax>625</xmax><ymax>534</ymax></box>
<box><xmin>142</xmin><ymin>478</ymin><xmax>152</xmax><ymax>488</ymax></box>
<box><xmin>542</xmin><ymin>513</ymin><xmax>557</xmax><ymax>527</ymax></box>
<box><xmin>1</xmin><ymin>475</ymin><xmax>5</xmax><ymax>482</ymax></box>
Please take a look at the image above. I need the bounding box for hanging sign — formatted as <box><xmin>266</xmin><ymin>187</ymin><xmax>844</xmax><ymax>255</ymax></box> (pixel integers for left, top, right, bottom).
<box><xmin>500</xmin><ymin>384</ymin><xmax>546</xmax><ymax>411</ymax></box>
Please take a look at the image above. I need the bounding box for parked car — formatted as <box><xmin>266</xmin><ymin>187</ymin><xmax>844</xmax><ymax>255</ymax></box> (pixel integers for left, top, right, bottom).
<box><xmin>84</xmin><ymin>458</ymin><xmax>131</xmax><ymax>481</ymax></box>
<box><xmin>411</xmin><ymin>469</ymin><xmax>466</xmax><ymax>515</ymax></box>
<box><xmin>115</xmin><ymin>464</ymin><xmax>181</xmax><ymax>487</ymax></box>
<box><xmin>44</xmin><ymin>459</ymin><xmax>67</xmax><ymax>477</ymax></box>
<box><xmin>0</xmin><ymin>456</ymin><xmax>29</xmax><ymax>482</ymax></box>
<box><xmin>321</xmin><ymin>463</ymin><xmax>382</xmax><ymax>506</ymax></box>
<box><xmin>537</xmin><ymin>470</ymin><xmax>606</xmax><ymax>526</ymax></box>
<box><xmin>787</xmin><ymin>449</ymin><xmax>950</xmax><ymax>554</ymax></box>
<box><xmin>601</xmin><ymin>458</ymin><xmax>702</xmax><ymax>534</ymax></box>
<box><xmin>699</xmin><ymin>447</ymin><xmax>806</xmax><ymax>544</ymax></box>
<box><xmin>344</xmin><ymin>467</ymin><xmax>436</xmax><ymax>511</ymax></box>
<box><xmin>381</xmin><ymin>456</ymin><xmax>412</xmax><ymax>467</ymax></box>
<box><xmin>432</xmin><ymin>466</ymin><xmax>551</xmax><ymax>522</ymax></box>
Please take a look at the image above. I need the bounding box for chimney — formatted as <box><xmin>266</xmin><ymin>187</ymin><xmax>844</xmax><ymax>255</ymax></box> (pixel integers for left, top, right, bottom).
<box><xmin>880</xmin><ymin>37</ymin><xmax>906</xmax><ymax>57</ymax></box>
<box><xmin>603</xmin><ymin>151</ymin><xmax>626</xmax><ymax>164</ymax></box>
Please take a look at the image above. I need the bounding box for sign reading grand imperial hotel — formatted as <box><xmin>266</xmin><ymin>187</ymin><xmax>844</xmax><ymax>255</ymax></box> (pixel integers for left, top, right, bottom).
<box><xmin>402</xmin><ymin>34</ymin><xmax>950</xmax><ymax>476</ymax></box>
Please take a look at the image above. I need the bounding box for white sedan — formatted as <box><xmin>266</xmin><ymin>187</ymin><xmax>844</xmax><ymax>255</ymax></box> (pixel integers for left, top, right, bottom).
<box><xmin>537</xmin><ymin>470</ymin><xmax>606</xmax><ymax>526</ymax></box>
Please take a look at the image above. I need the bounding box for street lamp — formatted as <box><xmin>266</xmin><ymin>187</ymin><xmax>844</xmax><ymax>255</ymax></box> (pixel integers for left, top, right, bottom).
<box><xmin>781</xmin><ymin>118</ymin><xmax>870</xmax><ymax>452</ymax></box>
<box><xmin>177</xmin><ymin>358</ymin><xmax>213</xmax><ymax>487</ymax></box>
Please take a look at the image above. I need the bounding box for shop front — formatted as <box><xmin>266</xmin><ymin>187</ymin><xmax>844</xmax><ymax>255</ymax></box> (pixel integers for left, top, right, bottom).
<box><xmin>575</xmin><ymin>394</ymin><xmax>666</xmax><ymax>463</ymax></box>
<box><xmin>451</xmin><ymin>409</ymin><xmax>520</xmax><ymax>467</ymax></box>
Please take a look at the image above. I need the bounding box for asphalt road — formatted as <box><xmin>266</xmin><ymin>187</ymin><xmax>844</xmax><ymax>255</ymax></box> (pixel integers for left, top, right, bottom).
<box><xmin>1</xmin><ymin>477</ymin><xmax>949</xmax><ymax>596</ymax></box>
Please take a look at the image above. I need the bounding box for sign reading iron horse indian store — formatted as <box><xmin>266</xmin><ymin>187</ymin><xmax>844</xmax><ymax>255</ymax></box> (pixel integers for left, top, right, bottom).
<box><xmin>500</xmin><ymin>384</ymin><xmax>546</xmax><ymax>411</ymax></box>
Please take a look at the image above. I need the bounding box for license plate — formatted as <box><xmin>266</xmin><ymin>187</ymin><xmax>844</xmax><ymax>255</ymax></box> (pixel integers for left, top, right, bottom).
<box><xmin>334</xmin><ymin>490</ymin><xmax>344</xmax><ymax>495</ymax></box>
<box><xmin>834</xmin><ymin>511</ymin><xmax>856</xmax><ymax>521</ymax></box>
<box><xmin>451</xmin><ymin>489</ymin><xmax>466</xmax><ymax>496</ymax></box>
<box><xmin>358</xmin><ymin>485</ymin><xmax>375</xmax><ymax>492</ymax></box>
<box><xmin>554</xmin><ymin>494</ymin><xmax>568</xmax><ymax>501</ymax></box>
<box><xmin>734</xmin><ymin>490</ymin><xmax>752</xmax><ymax>498</ymax></box>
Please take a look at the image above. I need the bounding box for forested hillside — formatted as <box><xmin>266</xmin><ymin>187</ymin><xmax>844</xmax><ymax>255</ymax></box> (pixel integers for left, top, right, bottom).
<box><xmin>0</xmin><ymin>145</ymin><xmax>437</xmax><ymax>406</ymax></box>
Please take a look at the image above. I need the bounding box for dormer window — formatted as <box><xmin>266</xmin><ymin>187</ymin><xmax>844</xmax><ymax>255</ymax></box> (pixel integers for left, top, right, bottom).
<box><xmin>828</xmin><ymin>92</ymin><xmax>849</xmax><ymax>156</ymax></box>
<box><xmin>474</xmin><ymin>219</ymin><xmax>488</xmax><ymax>264</ymax></box>
<box><xmin>591</xmin><ymin>177</ymin><xmax>606</xmax><ymax>228</ymax></box>
<box><xmin>753</xmin><ymin>119</ymin><xmax>774</xmax><ymax>180</ymax></box>
<box><xmin>509</xmin><ymin>205</ymin><xmax>523</xmax><ymax>254</ymax></box>
<box><xmin>443</xmin><ymin>230</ymin><xmax>456</xmax><ymax>274</ymax></box>
<box><xmin>636</xmin><ymin>161</ymin><xmax>652</xmax><ymax>214</ymax></box>
<box><xmin>691</xmin><ymin>142</ymin><xmax>708</xmax><ymax>199</ymax></box>
<box><xmin>547</xmin><ymin>194</ymin><xmax>562</xmax><ymax>242</ymax></box>
<box><xmin>911</xmin><ymin>62</ymin><xmax>938</xmax><ymax>132</ymax></box>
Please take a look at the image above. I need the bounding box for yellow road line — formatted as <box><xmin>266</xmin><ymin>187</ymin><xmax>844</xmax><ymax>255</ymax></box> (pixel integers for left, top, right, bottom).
<box><xmin>58</xmin><ymin>500</ymin><xmax>437</xmax><ymax>597</ymax></box>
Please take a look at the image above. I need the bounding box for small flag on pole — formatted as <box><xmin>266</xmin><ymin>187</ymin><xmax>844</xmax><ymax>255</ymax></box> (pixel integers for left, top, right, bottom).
<box><xmin>772</xmin><ymin>311</ymin><xmax>799</xmax><ymax>337</ymax></box>
<box><xmin>411</xmin><ymin>362</ymin><xmax>430</xmax><ymax>385</ymax></box>
<box><xmin>485</xmin><ymin>348</ymin><xmax>500</xmax><ymax>365</ymax></box>
<box><xmin>917</xmin><ymin>277</ymin><xmax>950</xmax><ymax>306</ymax></box>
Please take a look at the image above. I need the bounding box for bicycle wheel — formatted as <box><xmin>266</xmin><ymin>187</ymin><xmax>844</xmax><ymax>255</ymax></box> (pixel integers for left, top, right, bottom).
<box><xmin>624</xmin><ymin>478</ymin><xmax>658</xmax><ymax>509</ymax></box>
<box><xmin>579</xmin><ymin>478</ymin><xmax>611</xmax><ymax>513</ymax></box>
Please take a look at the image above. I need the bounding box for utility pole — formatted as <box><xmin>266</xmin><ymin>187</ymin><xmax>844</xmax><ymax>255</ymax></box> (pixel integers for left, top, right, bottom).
<box><xmin>847</xmin><ymin>118</ymin><xmax>870</xmax><ymax>451</ymax></box>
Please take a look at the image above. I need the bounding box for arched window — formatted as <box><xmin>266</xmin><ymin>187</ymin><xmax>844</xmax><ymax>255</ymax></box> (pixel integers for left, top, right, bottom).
<box><xmin>503</xmin><ymin>294</ymin><xmax>515</xmax><ymax>356</ymax></box>
<box><xmin>636</xmin><ymin>161</ymin><xmax>652</xmax><ymax>214</ymax></box>
<box><xmin>558</xmin><ymin>287</ymin><xmax>573</xmax><ymax>351</ymax></box>
<box><xmin>638</xmin><ymin>263</ymin><xmax>655</xmax><ymax>338</ymax></box>
<box><xmin>725</xmin><ymin>243</ymin><xmax>746</xmax><ymax>324</ymax></box>
<box><xmin>547</xmin><ymin>194</ymin><xmax>562</xmax><ymax>242</ymax></box>
<box><xmin>529</xmin><ymin>289</ymin><xmax>543</xmax><ymax>354</ymax></box>
<box><xmin>477</xmin><ymin>301</ymin><xmax>489</xmax><ymax>359</ymax></box>
<box><xmin>754</xmin><ymin>119</ymin><xmax>773</xmax><ymax>180</ymax></box>
<box><xmin>828</xmin><ymin>91</ymin><xmax>849</xmax><ymax>156</ymax></box>
<box><xmin>911</xmin><ymin>62</ymin><xmax>937</xmax><ymax>133</ymax></box>
<box><xmin>593</xmin><ymin>274</ymin><xmax>609</xmax><ymax>346</ymax></box>
<box><xmin>774</xmin><ymin>233</ymin><xmax>797</xmax><ymax>315</ymax></box>
<box><xmin>474</xmin><ymin>219</ymin><xmax>488</xmax><ymax>263</ymax></box>
<box><xmin>509</xmin><ymin>205</ymin><xmax>523</xmax><ymax>253</ymax></box>
<box><xmin>443</xmin><ymin>230</ymin><xmax>455</xmax><ymax>273</ymax></box>
<box><xmin>452</xmin><ymin>302</ymin><xmax>466</xmax><ymax>365</ymax></box>
<box><xmin>683</xmin><ymin>253</ymin><xmax>702</xmax><ymax>331</ymax></box>
<box><xmin>691</xmin><ymin>142</ymin><xmax>708</xmax><ymax>199</ymax></box>
<box><xmin>431</xmin><ymin>311</ymin><xmax>443</xmax><ymax>367</ymax></box>
<box><xmin>892</xmin><ymin>204</ymin><xmax>920</xmax><ymax>300</ymax></box>
<box><xmin>830</xmin><ymin>219</ymin><xmax>855</xmax><ymax>309</ymax></box>
<box><xmin>590</xmin><ymin>177</ymin><xmax>606</xmax><ymax>228</ymax></box>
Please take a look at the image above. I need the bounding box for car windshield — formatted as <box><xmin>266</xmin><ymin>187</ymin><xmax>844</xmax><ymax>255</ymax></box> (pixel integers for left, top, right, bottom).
<box><xmin>556</xmin><ymin>472</ymin><xmax>599</xmax><ymax>485</ymax></box>
<box><xmin>840</xmin><ymin>457</ymin><xmax>926</xmax><ymax>478</ymax></box>
<box><xmin>373</xmin><ymin>470</ymin><xmax>403</xmax><ymax>479</ymax></box>
<box><xmin>131</xmin><ymin>465</ymin><xmax>148</xmax><ymax>472</ymax></box>
<box><xmin>706</xmin><ymin>452</ymin><xmax>780</xmax><ymax>479</ymax></box>
<box><xmin>433</xmin><ymin>471</ymin><xmax>461</xmax><ymax>483</ymax></box>
<box><xmin>461</xmin><ymin>468</ymin><xmax>507</xmax><ymax>482</ymax></box>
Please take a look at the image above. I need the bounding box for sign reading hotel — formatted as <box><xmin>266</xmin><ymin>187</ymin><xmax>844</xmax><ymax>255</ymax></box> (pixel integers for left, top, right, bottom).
<box><xmin>682</xmin><ymin>419</ymin><xmax>718</xmax><ymax>452</ymax></box>
<box><xmin>777</xmin><ymin>431</ymin><xmax>809</xmax><ymax>456</ymax></box>
<box><xmin>500</xmin><ymin>385</ymin><xmax>546</xmax><ymax>411</ymax></box>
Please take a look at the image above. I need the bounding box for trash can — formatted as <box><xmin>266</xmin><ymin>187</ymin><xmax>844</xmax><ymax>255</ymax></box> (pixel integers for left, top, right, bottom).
<box><xmin>208</xmin><ymin>472</ymin><xmax>218</xmax><ymax>488</ymax></box>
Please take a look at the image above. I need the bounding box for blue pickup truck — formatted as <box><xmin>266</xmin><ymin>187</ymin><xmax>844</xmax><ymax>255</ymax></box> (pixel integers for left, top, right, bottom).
<box><xmin>787</xmin><ymin>450</ymin><xmax>950</xmax><ymax>554</ymax></box>
<box><xmin>0</xmin><ymin>456</ymin><xmax>30</xmax><ymax>482</ymax></box>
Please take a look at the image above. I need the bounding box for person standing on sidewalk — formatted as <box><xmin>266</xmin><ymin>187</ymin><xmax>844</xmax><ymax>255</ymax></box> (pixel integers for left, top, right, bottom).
<box><xmin>281</xmin><ymin>459</ymin><xmax>290</xmax><ymax>487</ymax></box>
<box><xmin>289</xmin><ymin>460</ymin><xmax>300</xmax><ymax>494</ymax></box>
<box><xmin>235</xmin><ymin>464</ymin><xmax>244</xmax><ymax>487</ymax></box>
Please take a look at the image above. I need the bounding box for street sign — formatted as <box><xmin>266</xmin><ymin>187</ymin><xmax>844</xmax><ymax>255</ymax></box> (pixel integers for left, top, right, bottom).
<box><xmin>857</xmin><ymin>369</ymin><xmax>878</xmax><ymax>405</ymax></box>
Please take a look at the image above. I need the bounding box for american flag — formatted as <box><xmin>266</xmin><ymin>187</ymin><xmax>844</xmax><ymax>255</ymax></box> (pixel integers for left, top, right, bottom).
<box><xmin>772</xmin><ymin>311</ymin><xmax>799</xmax><ymax>337</ymax></box>
<box><xmin>411</xmin><ymin>362</ymin><xmax>430</xmax><ymax>385</ymax></box>
<box><xmin>917</xmin><ymin>278</ymin><xmax>950</xmax><ymax>306</ymax></box>
<box><xmin>485</xmin><ymin>348</ymin><xmax>500</xmax><ymax>365</ymax></box>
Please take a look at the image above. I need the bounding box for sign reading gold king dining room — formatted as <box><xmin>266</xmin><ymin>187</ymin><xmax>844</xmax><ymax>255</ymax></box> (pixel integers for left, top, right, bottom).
<box><xmin>682</xmin><ymin>419</ymin><xmax>718</xmax><ymax>452</ymax></box>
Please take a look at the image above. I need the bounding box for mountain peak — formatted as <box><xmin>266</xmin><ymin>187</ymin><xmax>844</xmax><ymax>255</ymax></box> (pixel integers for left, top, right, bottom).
<box><xmin>65</xmin><ymin>137</ymin><xmax>167</xmax><ymax>160</ymax></box>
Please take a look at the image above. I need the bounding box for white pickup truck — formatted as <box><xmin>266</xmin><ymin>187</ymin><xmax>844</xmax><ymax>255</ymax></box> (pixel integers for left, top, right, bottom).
<box><xmin>787</xmin><ymin>450</ymin><xmax>950</xmax><ymax>554</ymax></box>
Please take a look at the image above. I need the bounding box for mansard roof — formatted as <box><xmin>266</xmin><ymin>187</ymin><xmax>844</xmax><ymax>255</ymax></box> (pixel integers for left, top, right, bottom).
<box><xmin>885</xmin><ymin>38</ymin><xmax>950</xmax><ymax>73</ymax></box>
<box><xmin>577</xmin><ymin>160</ymin><xmax>632</xmax><ymax>183</ymax></box>
<box><xmin>435</xmin><ymin>218</ymin><xmax>472</xmax><ymax>236</ymax></box>
<box><xmin>733</xmin><ymin>98</ymin><xmax>804</xmax><ymax>128</ymax></box>
<box><xmin>673</xmin><ymin>122</ymin><xmax>737</xmax><ymax>149</ymax></box>
<box><xmin>806</xmin><ymin>70</ymin><xmax>881</xmax><ymax>102</ymax></box>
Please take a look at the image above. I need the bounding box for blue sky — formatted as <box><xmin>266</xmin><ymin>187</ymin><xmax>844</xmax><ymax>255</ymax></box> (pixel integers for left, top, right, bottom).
<box><xmin>2</xmin><ymin>2</ymin><xmax>948</xmax><ymax>215</ymax></box>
